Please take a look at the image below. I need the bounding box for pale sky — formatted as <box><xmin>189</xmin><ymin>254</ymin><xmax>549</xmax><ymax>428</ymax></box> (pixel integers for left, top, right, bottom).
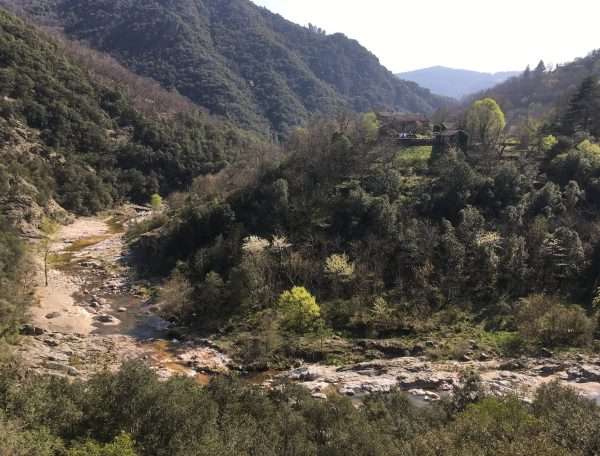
<box><xmin>251</xmin><ymin>0</ymin><xmax>600</xmax><ymax>74</ymax></box>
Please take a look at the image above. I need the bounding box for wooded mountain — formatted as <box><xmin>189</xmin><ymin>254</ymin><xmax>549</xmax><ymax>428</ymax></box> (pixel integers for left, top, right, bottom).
<box><xmin>397</xmin><ymin>66</ymin><xmax>519</xmax><ymax>99</ymax></box>
<box><xmin>474</xmin><ymin>52</ymin><xmax>600</xmax><ymax>123</ymax></box>
<box><xmin>2</xmin><ymin>0</ymin><xmax>450</xmax><ymax>134</ymax></box>
<box><xmin>0</xmin><ymin>7</ymin><xmax>262</xmax><ymax>225</ymax></box>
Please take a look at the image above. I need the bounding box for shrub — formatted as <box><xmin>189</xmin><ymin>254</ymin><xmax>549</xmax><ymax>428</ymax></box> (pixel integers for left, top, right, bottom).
<box><xmin>277</xmin><ymin>286</ymin><xmax>320</xmax><ymax>332</ymax></box>
<box><xmin>67</xmin><ymin>434</ymin><xmax>137</xmax><ymax>456</ymax></box>
<box><xmin>516</xmin><ymin>294</ymin><xmax>595</xmax><ymax>347</ymax></box>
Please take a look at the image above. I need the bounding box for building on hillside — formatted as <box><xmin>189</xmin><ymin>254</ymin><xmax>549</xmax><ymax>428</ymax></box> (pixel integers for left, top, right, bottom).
<box><xmin>432</xmin><ymin>122</ymin><xmax>469</xmax><ymax>155</ymax></box>
<box><xmin>376</xmin><ymin>112</ymin><xmax>431</xmax><ymax>136</ymax></box>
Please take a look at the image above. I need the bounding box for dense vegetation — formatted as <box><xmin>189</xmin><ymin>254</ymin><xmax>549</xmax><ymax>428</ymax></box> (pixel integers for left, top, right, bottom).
<box><xmin>0</xmin><ymin>219</ymin><xmax>32</xmax><ymax>353</ymax></box>
<box><xmin>1</xmin><ymin>0</ymin><xmax>450</xmax><ymax>135</ymax></box>
<box><xmin>0</xmin><ymin>362</ymin><xmax>599</xmax><ymax>455</ymax></box>
<box><xmin>2</xmin><ymin>4</ymin><xmax>600</xmax><ymax>455</ymax></box>
<box><xmin>0</xmin><ymin>8</ymin><xmax>261</xmax><ymax>216</ymax></box>
<box><xmin>475</xmin><ymin>52</ymin><xmax>600</xmax><ymax>127</ymax></box>
<box><xmin>131</xmin><ymin>75</ymin><xmax>600</xmax><ymax>363</ymax></box>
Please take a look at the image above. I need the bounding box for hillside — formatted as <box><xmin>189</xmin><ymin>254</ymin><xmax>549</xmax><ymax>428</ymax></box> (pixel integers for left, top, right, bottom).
<box><xmin>2</xmin><ymin>0</ymin><xmax>450</xmax><ymax>134</ymax></box>
<box><xmin>474</xmin><ymin>52</ymin><xmax>600</xmax><ymax>123</ymax></box>
<box><xmin>0</xmin><ymin>7</ymin><xmax>262</xmax><ymax>227</ymax></box>
<box><xmin>397</xmin><ymin>66</ymin><xmax>519</xmax><ymax>99</ymax></box>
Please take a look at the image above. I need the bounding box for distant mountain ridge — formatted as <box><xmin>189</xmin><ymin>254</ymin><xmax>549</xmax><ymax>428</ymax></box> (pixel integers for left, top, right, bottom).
<box><xmin>2</xmin><ymin>0</ymin><xmax>451</xmax><ymax>135</ymax></box>
<box><xmin>397</xmin><ymin>66</ymin><xmax>520</xmax><ymax>99</ymax></box>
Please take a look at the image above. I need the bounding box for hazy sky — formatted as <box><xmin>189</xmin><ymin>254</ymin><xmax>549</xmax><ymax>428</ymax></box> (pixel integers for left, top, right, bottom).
<box><xmin>251</xmin><ymin>0</ymin><xmax>599</xmax><ymax>74</ymax></box>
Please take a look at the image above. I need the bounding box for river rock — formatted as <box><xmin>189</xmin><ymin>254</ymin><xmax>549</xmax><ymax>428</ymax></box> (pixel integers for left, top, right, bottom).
<box><xmin>536</xmin><ymin>363</ymin><xmax>564</xmax><ymax>376</ymax></box>
<box><xmin>45</xmin><ymin>312</ymin><xmax>61</xmax><ymax>319</ymax></box>
<box><xmin>411</xmin><ymin>344</ymin><xmax>425</xmax><ymax>356</ymax></box>
<box><xmin>566</xmin><ymin>364</ymin><xmax>600</xmax><ymax>382</ymax></box>
<box><xmin>357</xmin><ymin>340</ymin><xmax>411</xmax><ymax>357</ymax></box>
<box><xmin>288</xmin><ymin>367</ymin><xmax>320</xmax><ymax>381</ymax></box>
<box><xmin>96</xmin><ymin>314</ymin><xmax>114</xmax><ymax>323</ymax></box>
<box><xmin>20</xmin><ymin>324</ymin><xmax>45</xmax><ymax>336</ymax></box>
<box><xmin>408</xmin><ymin>389</ymin><xmax>441</xmax><ymax>401</ymax></box>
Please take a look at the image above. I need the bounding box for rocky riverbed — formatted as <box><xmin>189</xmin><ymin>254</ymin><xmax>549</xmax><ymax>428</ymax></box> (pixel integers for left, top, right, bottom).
<box><xmin>19</xmin><ymin>208</ymin><xmax>232</xmax><ymax>382</ymax></box>
<box><xmin>17</xmin><ymin>209</ymin><xmax>600</xmax><ymax>406</ymax></box>
<box><xmin>277</xmin><ymin>355</ymin><xmax>600</xmax><ymax>404</ymax></box>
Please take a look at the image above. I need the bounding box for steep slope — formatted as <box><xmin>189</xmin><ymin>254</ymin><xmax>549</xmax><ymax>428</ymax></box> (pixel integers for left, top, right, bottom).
<box><xmin>474</xmin><ymin>52</ymin><xmax>600</xmax><ymax>122</ymax></box>
<box><xmin>0</xmin><ymin>7</ymin><xmax>258</xmax><ymax>222</ymax></box>
<box><xmin>397</xmin><ymin>66</ymin><xmax>519</xmax><ymax>99</ymax></box>
<box><xmin>3</xmin><ymin>0</ymin><xmax>449</xmax><ymax>134</ymax></box>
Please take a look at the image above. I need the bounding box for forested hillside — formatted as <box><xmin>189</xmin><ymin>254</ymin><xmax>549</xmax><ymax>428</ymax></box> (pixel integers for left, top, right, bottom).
<box><xmin>0</xmin><ymin>8</ymin><xmax>262</xmax><ymax>220</ymax></box>
<box><xmin>129</xmin><ymin>77</ymin><xmax>600</xmax><ymax>366</ymax></box>
<box><xmin>2</xmin><ymin>0</ymin><xmax>450</xmax><ymax>134</ymax></box>
<box><xmin>475</xmin><ymin>52</ymin><xmax>600</xmax><ymax>124</ymax></box>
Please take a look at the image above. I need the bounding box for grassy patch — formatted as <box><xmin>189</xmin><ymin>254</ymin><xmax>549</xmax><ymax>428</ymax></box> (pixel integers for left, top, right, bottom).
<box><xmin>65</xmin><ymin>235</ymin><xmax>110</xmax><ymax>253</ymax></box>
<box><xmin>106</xmin><ymin>216</ymin><xmax>126</xmax><ymax>234</ymax></box>
<box><xmin>394</xmin><ymin>146</ymin><xmax>432</xmax><ymax>169</ymax></box>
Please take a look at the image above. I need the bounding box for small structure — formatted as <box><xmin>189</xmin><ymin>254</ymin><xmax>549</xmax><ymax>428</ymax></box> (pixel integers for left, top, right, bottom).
<box><xmin>432</xmin><ymin>122</ymin><xmax>469</xmax><ymax>155</ymax></box>
<box><xmin>376</xmin><ymin>112</ymin><xmax>431</xmax><ymax>137</ymax></box>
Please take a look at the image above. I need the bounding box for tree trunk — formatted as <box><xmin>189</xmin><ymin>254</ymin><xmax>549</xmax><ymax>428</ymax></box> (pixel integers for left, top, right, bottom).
<box><xmin>44</xmin><ymin>249</ymin><xmax>49</xmax><ymax>287</ymax></box>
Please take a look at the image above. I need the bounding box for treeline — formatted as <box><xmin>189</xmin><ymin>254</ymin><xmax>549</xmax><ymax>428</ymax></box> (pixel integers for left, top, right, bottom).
<box><xmin>134</xmin><ymin>78</ymin><xmax>600</xmax><ymax>357</ymax></box>
<box><xmin>475</xmin><ymin>51</ymin><xmax>600</xmax><ymax>125</ymax></box>
<box><xmin>0</xmin><ymin>361</ymin><xmax>599</xmax><ymax>455</ymax></box>
<box><xmin>1</xmin><ymin>0</ymin><xmax>450</xmax><ymax>135</ymax></box>
<box><xmin>0</xmin><ymin>219</ymin><xmax>32</xmax><ymax>350</ymax></box>
<box><xmin>0</xmin><ymin>8</ymin><xmax>264</xmax><ymax>215</ymax></box>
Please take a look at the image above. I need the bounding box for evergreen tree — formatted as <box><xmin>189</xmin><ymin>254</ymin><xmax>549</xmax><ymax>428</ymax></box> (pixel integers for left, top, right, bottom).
<box><xmin>562</xmin><ymin>76</ymin><xmax>600</xmax><ymax>135</ymax></box>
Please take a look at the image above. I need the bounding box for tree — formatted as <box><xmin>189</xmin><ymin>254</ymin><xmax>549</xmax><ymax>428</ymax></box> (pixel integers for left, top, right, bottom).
<box><xmin>465</xmin><ymin>98</ymin><xmax>506</xmax><ymax>153</ymax></box>
<box><xmin>150</xmin><ymin>193</ymin><xmax>163</xmax><ymax>212</ymax></box>
<box><xmin>535</xmin><ymin>60</ymin><xmax>547</xmax><ymax>74</ymax></box>
<box><xmin>39</xmin><ymin>217</ymin><xmax>59</xmax><ymax>287</ymax></box>
<box><xmin>361</xmin><ymin>112</ymin><xmax>380</xmax><ymax>143</ymax></box>
<box><xmin>277</xmin><ymin>286</ymin><xmax>320</xmax><ymax>332</ymax></box>
<box><xmin>67</xmin><ymin>433</ymin><xmax>137</xmax><ymax>456</ymax></box>
<box><xmin>562</xmin><ymin>76</ymin><xmax>600</xmax><ymax>136</ymax></box>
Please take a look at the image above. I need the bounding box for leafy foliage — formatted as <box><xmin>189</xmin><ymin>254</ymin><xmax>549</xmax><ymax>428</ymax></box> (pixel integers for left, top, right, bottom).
<box><xmin>0</xmin><ymin>218</ymin><xmax>32</xmax><ymax>346</ymax></box>
<box><xmin>0</xmin><ymin>9</ymin><xmax>260</xmax><ymax>215</ymax></box>
<box><xmin>137</xmin><ymin>105</ymin><xmax>600</xmax><ymax>347</ymax></box>
<box><xmin>278</xmin><ymin>286</ymin><xmax>320</xmax><ymax>332</ymax></box>
<box><xmin>0</xmin><ymin>363</ymin><xmax>599</xmax><ymax>455</ymax></box>
<box><xmin>476</xmin><ymin>51</ymin><xmax>600</xmax><ymax>126</ymax></box>
<box><xmin>4</xmin><ymin>0</ymin><xmax>451</xmax><ymax>135</ymax></box>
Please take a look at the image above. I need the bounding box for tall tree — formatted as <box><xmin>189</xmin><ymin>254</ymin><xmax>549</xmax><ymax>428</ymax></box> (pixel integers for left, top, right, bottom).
<box><xmin>562</xmin><ymin>76</ymin><xmax>600</xmax><ymax>136</ymax></box>
<box><xmin>465</xmin><ymin>98</ymin><xmax>506</xmax><ymax>153</ymax></box>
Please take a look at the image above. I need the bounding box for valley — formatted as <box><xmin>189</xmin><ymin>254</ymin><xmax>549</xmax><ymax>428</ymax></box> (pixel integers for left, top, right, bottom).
<box><xmin>18</xmin><ymin>208</ymin><xmax>231</xmax><ymax>382</ymax></box>
<box><xmin>17</xmin><ymin>209</ymin><xmax>600</xmax><ymax>408</ymax></box>
<box><xmin>1</xmin><ymin>1</ymin><xmax>600</xmax><ymax>455</ymax></box>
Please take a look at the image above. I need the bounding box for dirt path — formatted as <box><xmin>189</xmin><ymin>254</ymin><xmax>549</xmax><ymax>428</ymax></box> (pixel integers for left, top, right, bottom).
<box><xmin>17</xmin><ymin>208</ymin><xmax>231</xmax><ymax>381</ymax></box>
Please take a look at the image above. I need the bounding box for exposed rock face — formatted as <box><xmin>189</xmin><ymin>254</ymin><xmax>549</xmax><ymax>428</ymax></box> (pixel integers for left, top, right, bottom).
<box><xmin>277</xmin><ymin>356</ymin><xmax>600</xmax><ymax>404</ymax></box>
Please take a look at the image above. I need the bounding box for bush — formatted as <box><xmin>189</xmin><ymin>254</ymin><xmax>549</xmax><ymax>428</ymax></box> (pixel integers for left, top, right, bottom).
<box><xmin>515</xmin><ymin>294</ymin><xmax>595</xmax><ymax>347</ymax></box>
<box><xmin>67</xmin><ymin>434</ymin><xmax>137</xmax><ymax>456</ymax></box>
<box><xmin>278</xmin><ymin>286</ymin><xmax>320</xmax><ymax>332</ymax></box>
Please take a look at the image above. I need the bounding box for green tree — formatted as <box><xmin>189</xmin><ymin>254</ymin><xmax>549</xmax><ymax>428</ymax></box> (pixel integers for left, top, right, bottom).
<box><xmin>150</xmin><ymin>193</ymin><xmax>163</xmax><ymax>212</ymax></box>
<box><xmin>562</xmin><ymin>76</ymin><xmax>600</xmax><ymax>136</ymax></box>
<box><xmin>67</xmin><ymin>433</ymin><xmax>137</xmax><ymax>456</ymax></box>
<box><xmin>361</xmin><ymin>112</ymin><xmax>380</xmax><ymax>143</ymax></box>
<box><xmin>277</xmin><ymin>286</ymin><xmax>320</xmax><ymax>332</ymax></box>
<box><xmin>466</xmin><ymin>98</ymin><xmax>506</xmax><ymax>153</ymax></box>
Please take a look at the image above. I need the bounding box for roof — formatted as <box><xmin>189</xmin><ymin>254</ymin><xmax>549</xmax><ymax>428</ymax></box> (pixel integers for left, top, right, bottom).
<box><xmin>376</xmin><ymin>112</ymin><xmax>429</xmax><ymax>123</ymax></box>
